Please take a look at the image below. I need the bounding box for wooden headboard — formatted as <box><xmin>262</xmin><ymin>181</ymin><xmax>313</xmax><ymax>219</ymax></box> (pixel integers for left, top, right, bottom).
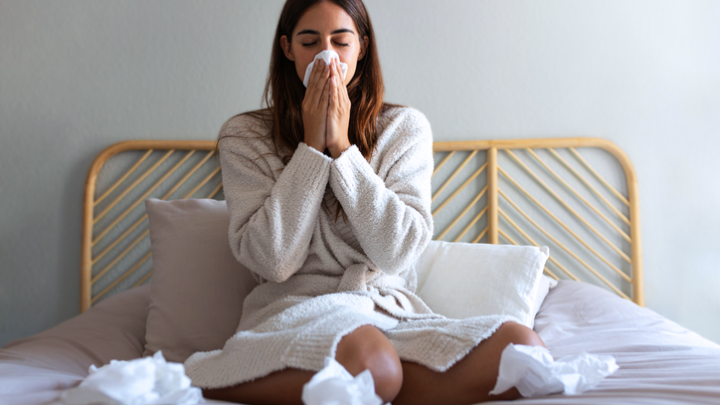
<box><xmin>81</xmin><ymin>138</ymin><xmax>642</xmax><ymax>312</ymax></box>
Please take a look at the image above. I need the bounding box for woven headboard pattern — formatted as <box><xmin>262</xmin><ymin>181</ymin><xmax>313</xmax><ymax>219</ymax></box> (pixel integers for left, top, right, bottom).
<box><xmin>81</xmin><ymin>138</ymin><xmax>641</xmax><ymax>312</ymax></box>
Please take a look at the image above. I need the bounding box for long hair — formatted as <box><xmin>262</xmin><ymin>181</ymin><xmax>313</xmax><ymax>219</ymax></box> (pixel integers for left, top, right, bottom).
<box><xmin>217</xmin><ymin>0</ymin><xmax>399</xmax><ymax>220</ymax></box>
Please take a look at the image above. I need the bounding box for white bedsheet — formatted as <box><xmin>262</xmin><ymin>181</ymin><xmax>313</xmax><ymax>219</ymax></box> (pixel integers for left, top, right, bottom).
<box><xmin>489</xmin><ymin>280</ymin><xmax>720</xmax><ymax>404</ymax></box>
<box><xmin>1</xmin><ymin>281</ymin><xmax>719</xmax><ymax>405</ymax></box>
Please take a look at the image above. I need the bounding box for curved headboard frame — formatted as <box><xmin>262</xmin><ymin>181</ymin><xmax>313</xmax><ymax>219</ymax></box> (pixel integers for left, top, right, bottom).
<box><xmin>81</xmin><ymin>137</ymin><xmax>642</xmax><ymax>312</ymax></box>
<box><xmin>81</xmin><ymin>140</ymin><xmax>218</xmax><ymax>311</ymax></box>
<box><xmin>433</xmin><ymin>137</ymin><xmax>642</xmax><ymax>306</ymax></box>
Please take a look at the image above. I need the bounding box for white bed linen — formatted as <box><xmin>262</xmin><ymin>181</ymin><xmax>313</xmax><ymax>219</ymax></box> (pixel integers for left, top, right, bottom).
<box><xmin>488</xmin><ymin>280</ymin><xmax>720</xmax><ymax>404</ymax></box>
<box><xmin>1</xmin><ymin>281</ymin><xmax>719</xmax><ymax>405</ymax></box>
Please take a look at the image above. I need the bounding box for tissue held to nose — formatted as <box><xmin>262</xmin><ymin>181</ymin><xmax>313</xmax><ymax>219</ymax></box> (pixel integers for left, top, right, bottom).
<box><xmin>303</xmin><ymin>50</ymin><xmax>349</xmax><ymax>87</ymax></box>
<box><xmin>490</xmin><ymin>344</ymin><xmax>619</xmax><ymax>397</ymax></box>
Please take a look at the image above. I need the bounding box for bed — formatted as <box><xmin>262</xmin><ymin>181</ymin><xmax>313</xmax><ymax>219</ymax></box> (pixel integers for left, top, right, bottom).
<box><xmin>1</xmin><ymin>137</ymin><xmax>719</xmax><ymax>405</ymax></box>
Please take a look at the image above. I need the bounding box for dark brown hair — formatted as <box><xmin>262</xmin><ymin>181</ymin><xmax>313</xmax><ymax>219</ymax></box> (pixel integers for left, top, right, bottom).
<box><xmin>216</xmin><ymin>0</ymin><xmax>400</xmax><ymax>219</ymax></box>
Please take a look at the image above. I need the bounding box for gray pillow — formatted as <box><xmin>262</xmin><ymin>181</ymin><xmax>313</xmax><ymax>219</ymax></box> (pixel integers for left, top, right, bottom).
<box><xmin>143</xmin><ymin>198</ymin><xmax>258</xmax><ymax>363</ymax></box>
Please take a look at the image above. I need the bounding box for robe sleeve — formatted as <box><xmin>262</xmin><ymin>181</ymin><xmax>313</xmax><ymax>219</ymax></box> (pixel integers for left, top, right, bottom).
<box><xmin>328</xmin><ymin>109</ymin><xmax>434</xmax><ymax>275</ymax></box>
<box><xmin>219</xmin><ymin>117</ymin><xmax>332</xmax><ymax>283</ymax></box>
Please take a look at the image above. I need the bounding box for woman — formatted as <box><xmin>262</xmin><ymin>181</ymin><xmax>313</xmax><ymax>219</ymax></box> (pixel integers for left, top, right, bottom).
<box><xmin>184</xmin><ymin>1</ymin><xmax>545</xmax><ymax>404</ymax></box>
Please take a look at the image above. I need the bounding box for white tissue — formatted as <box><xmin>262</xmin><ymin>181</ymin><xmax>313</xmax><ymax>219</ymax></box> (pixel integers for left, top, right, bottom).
<box><xmin>61</xmin><ymin>351</ymin><xmax>204</xmax><ymax>405</ymax></box>
<box><xmin>303</xmin><ymin>50</ymin><xmax>348</xmax><ymax>87</ymax></box>
<box><xmin>490</xmin><ymin>344</ymin><xmax>618</xmax><ymax>397</ymax></box>
<box><xmin>301</xmin><ymin>357</ymin><xmax>383</xmax><ymax>405</ymax></box>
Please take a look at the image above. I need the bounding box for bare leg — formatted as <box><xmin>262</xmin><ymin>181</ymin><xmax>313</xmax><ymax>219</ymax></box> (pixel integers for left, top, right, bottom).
<box><xmin>393</xmin><ymin>321</ymin><xmax>546</xmax><ymax>405</ymax></box>
<box><xmin>202</xmin><ymin>368</ymin><xmax>314</xmax><ymax>405</ymax></box>
<box><xmin>202</xmin><ymin>325</ymin><xmax>403</xmax><ymax>404</ymax></box>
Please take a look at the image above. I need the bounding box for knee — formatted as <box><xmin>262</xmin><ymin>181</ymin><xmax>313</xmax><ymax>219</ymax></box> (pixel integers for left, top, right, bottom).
<box><xmin>361</xmin><ymin>348</ymin><xmax>403</xmax><ymax>403</ymax></box>
<box><xmin>335</xmin><ymin>325</ymin><xmax>403</xmax><ymax>403</ymax></box>
<box><xmin>495</xmin><ymin>321</ymin><xmax>545</xmax><ymax>348</ymax></box>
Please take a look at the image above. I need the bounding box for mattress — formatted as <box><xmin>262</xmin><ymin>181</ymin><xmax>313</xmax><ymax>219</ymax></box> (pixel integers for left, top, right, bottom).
<box><xmin>1</xmin><ymin>281</ymin><xmax>718</xmax><ymax>405</ymax></box>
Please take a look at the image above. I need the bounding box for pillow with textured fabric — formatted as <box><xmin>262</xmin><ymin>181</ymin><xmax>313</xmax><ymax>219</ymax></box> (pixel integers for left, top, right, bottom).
<box><xmin>143</xmin><ymin>198</ymin><xmax>258</xmax><ymax>363</ymax></box>
<box><xmin>414</xmin><ymin>240</ymin><xmax>552</xmax><ymax>329</ymax></box>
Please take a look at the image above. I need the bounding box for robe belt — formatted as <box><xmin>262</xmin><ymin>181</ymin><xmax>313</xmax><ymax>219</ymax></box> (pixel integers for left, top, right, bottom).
<box><xmin>336</xmin><ymin>263</ymin><xmax>439</xmax><ymax>319</ymax></box>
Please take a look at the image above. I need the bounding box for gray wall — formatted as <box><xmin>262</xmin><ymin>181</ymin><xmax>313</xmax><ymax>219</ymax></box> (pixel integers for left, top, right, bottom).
<box><xmin>1</xmin><ymin>0</ymin><xmax>719</xmax><ymax>347</ymax></box>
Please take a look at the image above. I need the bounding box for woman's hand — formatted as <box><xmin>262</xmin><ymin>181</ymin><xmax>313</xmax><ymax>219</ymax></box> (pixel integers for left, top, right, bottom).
<box><xmin>326</xmin><ymin>59</ymin><xmax>352</xmax><ymax>159</ymax></box>
<box><xmin>302</xmin><ymin>59</ymin><xmax>331</xmax><ymax>153</ymax></box>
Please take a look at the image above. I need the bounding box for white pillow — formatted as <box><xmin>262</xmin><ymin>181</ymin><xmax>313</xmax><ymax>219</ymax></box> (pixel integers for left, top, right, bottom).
<box><xmin>415</xmin><ymin>240</ymin><xmax>552</xmax><ymax>329</ymax></box>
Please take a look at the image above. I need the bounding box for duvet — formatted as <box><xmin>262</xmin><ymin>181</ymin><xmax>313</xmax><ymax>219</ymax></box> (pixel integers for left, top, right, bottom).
<box><xmin>1</xmin><ymin>281</ymin><xmax>719</xmax><ymax>405</ymax></box>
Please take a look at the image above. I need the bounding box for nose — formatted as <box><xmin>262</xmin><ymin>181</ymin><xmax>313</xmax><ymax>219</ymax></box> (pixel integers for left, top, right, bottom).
<box><xmin>320</xmin><ymin>38</ymin><xmax>333</xmax><ymax>52</ymax></box>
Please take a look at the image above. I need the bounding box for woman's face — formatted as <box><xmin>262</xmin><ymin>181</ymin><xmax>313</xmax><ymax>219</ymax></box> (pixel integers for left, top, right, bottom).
<box><xmin>280</xmin><ymin>2</ymin><xmax>369</xmax><ymax>86</ymax></box>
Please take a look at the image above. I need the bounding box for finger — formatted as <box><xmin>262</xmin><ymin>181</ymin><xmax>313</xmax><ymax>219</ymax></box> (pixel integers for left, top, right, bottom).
<box><xmin>310</xmin><ymin>61</ymin><xmax>330</xmax><ymax>107</ymax></box>
<box><xmin>333</xmin><ymin>59</ymin><xmax>343</xmax><ymax>84</ymax></box>
<box><xmin>316</xmin><ymin>60</ymin><xmax>331</xmax><ymax>93</ymax></box>
<box><xmin>325</xmin><ymin>59</ymin><xmax>333</xmax><ymax>82</ymax></box>
<box><xmin>329</xmin><ymin>59</ymin><xmax>340</xmax><ymax>88</ymax></box>
<box><xmin>319</xmin><ymin>64</ymin><xmax>332</xmax><ymax>105</ymax></box>
<box><xmin>303</xmin><ymin>62</ymin><xmax>318</xmax><ymax>107</ymax></box>
<box><xmin>341</xmin><ymin>72</ymin><xmax>350</xmax><ymax>103</ymax></box>
<box><xmin>326</xmin><ymin>74</ymin><xmax>333</xmax><ymax>110</ymax></box>
<box><xmin>309</xmin><ymin>59</ymin><xmax>329</xmax><ymax>101</ymax></box>
<box><xmin>335</xmin><ymin>72</ymin><xmax>341</xmax><ymax>97</ymax></box>
<box><xmin>312</xmin><ymin>59</ymin><xmax>325</xmax><ymax>86</ymax></box>
<box><xmin>321</xmin><ymin>75</ymin><xmax>331</xmax><ymax>110</ymax></box>
<box><xmin>330</xmin><ymin>60</ymin><xmax>347</xmax><ymax>101</ymax></box>
<box><xmin>336</xmin><ymin>59</ymin><xmax>343</xmax><ymax>83</ymax></box>
<box><xmin>333</xmin><ymin>74</ymin><xmax>341</xmax><ymax>107</ymax></box>
<box><xmin>306</xmin><ymin>59</ymin><xmax>323</xmax><ymax>97</ymax></box>
<box><xmin>339</xmin><ymin>67</ymin><xmax>350</xmax><ymax>104</ymax></box>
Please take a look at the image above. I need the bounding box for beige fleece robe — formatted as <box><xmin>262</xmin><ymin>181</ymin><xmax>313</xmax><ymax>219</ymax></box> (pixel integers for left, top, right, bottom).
<box><xmin>184</xmin><ymin>106</ymin><xmax>515</xmax><ymax>388</ymax></box>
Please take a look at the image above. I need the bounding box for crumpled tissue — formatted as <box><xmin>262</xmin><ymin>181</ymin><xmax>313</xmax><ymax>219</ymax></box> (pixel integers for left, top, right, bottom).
<box><xmin>303</xmin><ymin>50</ymin><xmax>348</xmax><ymax>87</ymax></box>
<box><xmin>301</xmin><ymin>357</ymin><xmax>383</xmax><ymax>405</ymax></box>
<box><xmin>490</xmin><ymin>344</ymin><xmax>619</xmax><ymax>397</ymax></box>
<box><xmin>61</xmin><ymin>351</ymin><xmax>204</xmax><ymax>405</ymax></box>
